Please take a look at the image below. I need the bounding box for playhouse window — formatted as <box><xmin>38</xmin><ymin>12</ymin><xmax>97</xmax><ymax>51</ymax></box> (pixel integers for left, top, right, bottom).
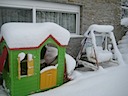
<box><xmin>21</xmin><ymin>55</ymin><xmax>27</xmax><ymax>75</ymax></box>
<box><xmin>18</xmin><ymin>53</ymin><xmax>34</xmax><ymax>79</ymax></box>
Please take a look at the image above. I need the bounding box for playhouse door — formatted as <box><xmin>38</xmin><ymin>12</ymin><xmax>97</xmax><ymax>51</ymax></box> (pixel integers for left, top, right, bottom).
<box><xmin>40</xmin><ymin>67</ymin><xmax>57</xmax><ymax>90</ymax></box>
<box><xmin>0</xmin><ymin>47</ymin><xmax>8</xmax><ymax>73</ymax></box>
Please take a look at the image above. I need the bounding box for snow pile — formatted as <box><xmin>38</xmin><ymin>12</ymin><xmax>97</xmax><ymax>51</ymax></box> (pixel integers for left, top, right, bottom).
<box><xmin>86</xmin><ymin>46</ymin><xmax>113</xmax><ymax>63</ymax></box>
<box><xmin>65</xmin><ymin>54</ymin><xmax>76</xmax><ymax>78</ymax></box>
<box><xmin>18</xmin><ymin>52</ymin><xmax>25</xmax><ymax>61</ymax></box>
<box><xmin>31</xmin><ymin>65</ymin><xmax>128</xmax><ymax>96</ymax></box>
<box><xmin>1</xmin><ymin>22</ymin><xmax>70</xmax><ymax>49</ymax></box>
<box><xmin>40</xmin><ymin>64</ymin><xmax>58</xmax><ymax>73</ymax></box>
<box><xmin>121</xmin><ymin>17</ymin><xmax>128</xmax><ymax>27</ymax></box>
<box><xmin>118</xmin><ymin>31</ymin><xmax>128</xmax><ymax>64</ymax></box>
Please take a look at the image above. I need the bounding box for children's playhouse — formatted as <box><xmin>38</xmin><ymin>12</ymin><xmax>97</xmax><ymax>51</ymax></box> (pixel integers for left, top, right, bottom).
<box><xmin>0</xmin><ymin>22</ymin><xmax>70</xmax><ymax>96</ymax></box>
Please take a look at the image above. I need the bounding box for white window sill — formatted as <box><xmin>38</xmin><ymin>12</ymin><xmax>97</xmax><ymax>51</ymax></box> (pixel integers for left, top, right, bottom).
<box><xmin>70</xmin><ymin>34</ymin><xmax>84</xmax><ymax>38</ymax></box>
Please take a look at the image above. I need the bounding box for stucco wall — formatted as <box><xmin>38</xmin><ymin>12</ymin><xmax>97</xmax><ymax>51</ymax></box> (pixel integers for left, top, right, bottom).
<box><xmin>43</xmin><ymin>0</ymin><xmax>124</xmax><ymax>58</ymax></box>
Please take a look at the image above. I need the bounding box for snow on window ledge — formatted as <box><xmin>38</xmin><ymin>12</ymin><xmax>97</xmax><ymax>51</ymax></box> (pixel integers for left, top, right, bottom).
<box><xmin>70</xmin><ymin>34</ymin><xmax>84</xmax><ymax>38</ymax></box>
<box><xmin>121</xmin><ymin>17</ymin><xmax>128</xmax><ymax>27</ymax></box>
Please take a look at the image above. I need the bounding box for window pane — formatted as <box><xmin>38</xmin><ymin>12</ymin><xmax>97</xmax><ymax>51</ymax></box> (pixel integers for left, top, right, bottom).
<box><xmin>36</xmin><ymin>11</ymin><xmax>76</xmax><ymax>33</ymax></box>
<box><xmin>121</xmin><ymin>0</ymin><xmax>128</xmax><ymax>18</ymax></box>
<box><xmin>122</xmin><ymin>8</ymin><xmax>128</xmax><ymax>18</ymax></box>
<box><xmin>21</xmin><ymin>55</ymin><xmax>27</xmax><ymax>75</ymax></box>
<box><xmin>0</xmin><ymin>7</ymin><xmax>32</xmax><ymax>27</ymax></box>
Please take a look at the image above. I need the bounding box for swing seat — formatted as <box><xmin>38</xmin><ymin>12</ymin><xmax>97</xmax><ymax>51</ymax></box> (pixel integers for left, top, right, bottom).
<box><xmin>86</xmin><ymin>46</ymin><xmax>113</xmax><ymax>63</ymax></box>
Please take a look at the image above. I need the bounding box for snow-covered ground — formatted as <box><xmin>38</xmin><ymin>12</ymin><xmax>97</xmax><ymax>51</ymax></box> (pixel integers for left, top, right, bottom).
<box><xmin>31</xmin><ymin>65</ymin><xmax>128</xmax><ymax>96</ymax></box>
<box><xmin>1</xmin><ymin>30</ymin><xmax>128</xmax><ymax>96</ymax></box>
<box><xmin>2</xmin><ymin>65</ymin><xmax>128</xmax><ymax>96</ymax></box>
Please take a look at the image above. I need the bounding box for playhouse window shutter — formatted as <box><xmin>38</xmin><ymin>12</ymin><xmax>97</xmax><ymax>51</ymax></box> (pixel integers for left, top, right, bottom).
<box><xmin>27</xmin><ymin>54</ymin><xmax>34</xmax><ymax>76</ymax></box>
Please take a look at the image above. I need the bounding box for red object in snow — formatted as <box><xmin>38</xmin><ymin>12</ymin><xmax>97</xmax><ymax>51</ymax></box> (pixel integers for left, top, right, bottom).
<box><xmin>0</xmin><ymin>47</ymin><xmax>8</xmax><ymax>73</ymax></box>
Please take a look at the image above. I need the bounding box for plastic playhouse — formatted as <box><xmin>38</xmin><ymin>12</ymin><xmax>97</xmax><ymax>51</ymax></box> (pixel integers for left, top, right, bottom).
<box><xmin>0</xmin><ymin>22</ymin><xmax>70</xmax><ymax>96</ymax></box>
<box><xmin>76</xmin><ymin>24</ymin><xmax>124</xmax><ymax>70</ymax></box>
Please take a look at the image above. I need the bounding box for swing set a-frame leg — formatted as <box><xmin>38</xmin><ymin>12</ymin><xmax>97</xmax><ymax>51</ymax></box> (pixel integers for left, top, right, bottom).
<box><xmin>93</xmin><ymin>48</ymin><xmax>99</xmax><ymax>69</ymax></box>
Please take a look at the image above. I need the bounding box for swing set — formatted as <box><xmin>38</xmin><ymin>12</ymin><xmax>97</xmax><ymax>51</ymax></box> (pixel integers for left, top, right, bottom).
<box><xmin>76</xmin><ymin>24</ymin><xmax>124</xmax><ymax>70</ymax></box>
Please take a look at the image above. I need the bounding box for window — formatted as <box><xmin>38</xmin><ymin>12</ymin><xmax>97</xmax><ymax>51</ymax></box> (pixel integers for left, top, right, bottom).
<box><xmin>0</xmin><ymin>1</ymin><xmax>80</xmax><ymax>35</ymax></box>
<box><xmin>18</xmin><ymin>53</ymin><xmax>34</xmax><ymax>79</ymax></box>
<box><xmin>36</xmin><ymin>11</ymin><xmax>76</xmax><ymax>33</ymax></box>
<box><xmin>0</xmin><ymin>7</ymin><xmax>32</xmax><ymax>27</ymax></box>
<box><xmin>20</xmin><ymin>55</ymin><xmax>27</xmax><ymax>75</ymax></box>
<box><xmin>121</xmin><ymin>7</ymin><xmax>128</xmax><ymax>18</ymax></box>
<box><xmin>121</xmin><ymin>0</ymin><xmax>128</xmax><ymax>18</ymax></box>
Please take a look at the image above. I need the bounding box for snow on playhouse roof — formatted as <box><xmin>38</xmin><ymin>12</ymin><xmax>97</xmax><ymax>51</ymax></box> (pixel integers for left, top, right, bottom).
<box><xmin>1</xmin><ymin>22</ymin><xmax>70</xmax><ymax>49</ymax></box>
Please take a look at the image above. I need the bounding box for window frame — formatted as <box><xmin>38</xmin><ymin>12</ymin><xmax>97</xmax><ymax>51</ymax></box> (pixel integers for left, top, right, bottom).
<box><xmin>121</xmin><ymin>6</ymin><xmax>128</xmax><ymax>18</ymax></box>
<box><xmin>0</xmin><ymin>1</ymin><xmax>80</xmax><ymax>35</ymax></box>
<box><xmin>18</xmin><ymin>53</ymin><xmax>34</xmax><ymax>79</ymax></box>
